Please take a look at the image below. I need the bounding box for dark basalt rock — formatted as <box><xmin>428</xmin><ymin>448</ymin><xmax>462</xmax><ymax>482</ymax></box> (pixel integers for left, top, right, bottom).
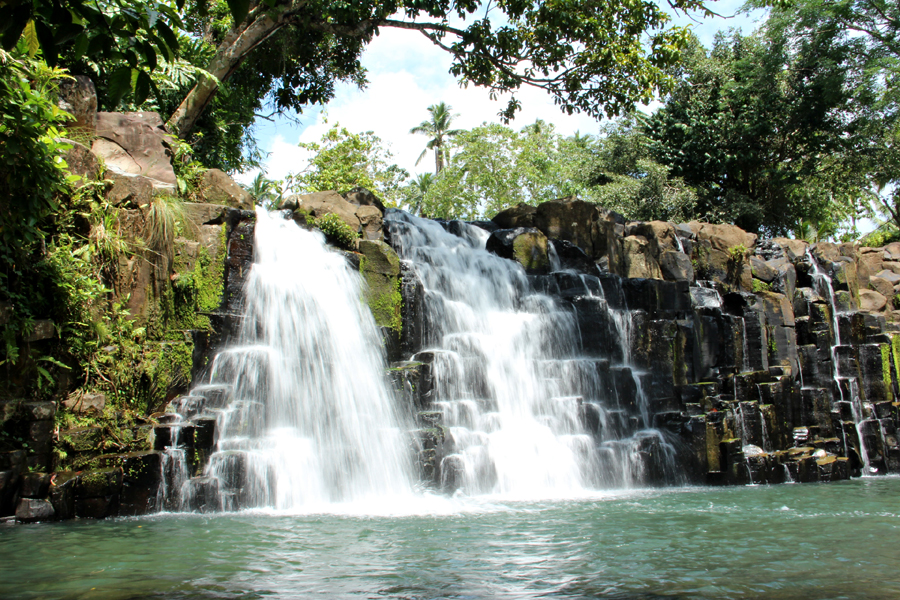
<box><xmin>492</xmin><ymin>203</ymin><xmax>536</xmax><ymax>229</ymax></box>
<box><xmin>15</xmin><ymin>498</ymin><xmax>55</xmax><ymax>523</ymax></box>
<box><xmin>551</xmin><ymin>239</ymin><xmax>597</xmax><ymax>274</ymax></box>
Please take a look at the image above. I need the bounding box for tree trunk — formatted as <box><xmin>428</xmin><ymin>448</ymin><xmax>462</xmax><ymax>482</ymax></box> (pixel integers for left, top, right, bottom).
<box><xmin>166</xmin><ymin>9</ymin><xmax>292</xmax><ymax>139</ymax></box>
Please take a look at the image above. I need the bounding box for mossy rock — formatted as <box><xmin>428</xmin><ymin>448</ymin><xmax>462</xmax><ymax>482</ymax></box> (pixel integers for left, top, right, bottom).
<box><xmin>485</xmin><ymin>227</ymin><xmax>551</xmax><ymax>274</ymax></box>
<box><xmin>358</xmin><ymin>240</ymin><xmax>402</xmax><ymax>333</ymax></box>
<box><xmin>61</xmin><ymin>427</ymin><xmax>104</xmax><ymax>453</ymax></box>
<box><xmin>78</xmin><ymin>467</ymin><xmax>123</xmax><ymax>497</ymax></box>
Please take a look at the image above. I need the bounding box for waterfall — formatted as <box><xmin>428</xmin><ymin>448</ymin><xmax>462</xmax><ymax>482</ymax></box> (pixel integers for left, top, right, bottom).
<box><xmin>386</xmin><ymin>211</ymin><xmax>680</xmax><ymax>497</ymax></box>
<box><xmin>807</xmin><ymin>250</ymin><xmax>875</xmax><ymax>474</ymax></box>
<box><xmin>169</xmin><ymin>209</ymin><xmax>414</xmax><ymax>511</ymax></box>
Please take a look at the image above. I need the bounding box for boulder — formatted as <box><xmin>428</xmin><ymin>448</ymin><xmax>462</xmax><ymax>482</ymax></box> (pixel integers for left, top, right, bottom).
<box><xmin>15</xmin><ymin>498</ymin><xmax>55</xmax><ymax>523</ymax></box>
<box><xmin>105</xmin><ymin>171</ymin><xmax>155</xmax><ymax>207</ymax></box>
<box><xmin>860</xmin><ymin>289</ymin><xmax>887</xmax><ymax>313</ymax></box>
<box><xmin>627</xmin><ymin>221</ymin><xmax>680</xmax><ymax>254</ymax></box>
<box><xmin>343</xmin><ymin>187</ymin><xmax>386</xmax><ymax>213</ymax></box>
<box><xmin>767</xmin><ymin>257</ymin><xmax>797</xmax><ymax>299</ymax></box>
<box><xmin>62</xmin><ymin>392</ymin><xmax>106</xmax><ymax>414</ymax></box>
<box><xmin>290</xmin><ymin>191</ymin><xmax>362</xmax><ymax>234</ymax></box>
<box><xmin>183</xmin><ymin>202</ymin><xmax>229</xmax><ymax>226</ymax></box>
<box><xmin>200</xmin><ymin>168</ymin><xmax>253</xmax><ymax>209</ymax></box>
<box><xmin>551</xmin><ymin>239</ymin><xmax>596</xmax><ymax>273</ymax></box>
<box><xmin>92</xmin><ymin>111</ymin><xmax>177</xmax><ymax>186</ymax></box>
<box><xmin>61</xmin><ymin>139</ymin><xmax>100</xmax><ymax>185</ymax></box>
<box><xmin>868</xmin><ymin>276</ymin><xmax>894</xmax><ymax>299</ymax></box>
<box><xmin>485</xmin><ymin>228</ymin><xmax>551</xmax><ymax>274</ymax></box>
<box><xmin>25</xmin><ymin>320</ymin><xmax>55</xmax><ymax>342</ymax></box>
<box><xmin>623</xmin><ymin>235</ymin><xmax>662</xmax><ymax>280</ymax></box>
<box><xmin>49</xmin><ymin>476</ymin><xmax>76</xmax><ymax>520</ymax></box>
<box><xmin>659</xmin><ymin>250</ymin><xmax>694</xmax><ymax>282</ymax></box>
<box><xmin>592</xmin><ymin>219</ymin><xmax>624</xmax><ymax>275</ymax></box>
<box><xmin>356</xmin><ymin>205</ymin><xmax>383</xmax><ymax>241</ymax></box>
<box><xmin>884</xmin><ymin>242</ymin><xmax>900</xmax><ymax>260</ymax></box>
<box><xmin>689</xmin><ymin>222</ymin><xmax>758</xmax><ymax>253</ymax></box>
<box><xmin>57</xmin><ymin>75</ymin><xmax>97</xmax><ymax>132</ymax></box>
<box><xmin>857</xmin><ymin>247</ymin><xmax>883</xmax><ymax>286</ymax></box>
<box><xmin>19</xmin><ymin>472</ymin><xmax>52</xmax><ymax>498</ymax></box>
<box><xmin>876</xmin><ymin>269</ymin><xmax>900</xmax><ymax>285</ymax></box>
<box><xmin>883</xmin><ymin>261</ymin><xmax>900</xmax><ymax>275</ymax></box>
<box><xmin>492</xmin><ymin>203</ymin><xmax>537</xmax><ymax>229</ymax></box>
<box><xmin>750</xmin><ymin>256</ymin><xmax>777</xmax><ymax>283</ymax></box>
<box><xmin>534</xmin><ymin>199</ymin><xmax>598</xmax><ymax>257</ymax></box>
<box><xmin>21</xmin><ymin>401</ymin><xmax>56</xmax><ymax>421</ymax></box>
<box><xmin>810</xmin><ymin>242</ymin><xmax>842</xmax><ymax>265</ymax></box>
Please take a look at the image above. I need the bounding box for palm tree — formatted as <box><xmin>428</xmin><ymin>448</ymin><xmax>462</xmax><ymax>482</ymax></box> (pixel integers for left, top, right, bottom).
<box><xmin>245</xmin><ymin>172</ymin><xmax>278</xmax><ymax>207</ymax></box>
<box><xmin>410</xmin><ymin>102</ymin><xmax>463</xmax><ymax>174</ymax></box>
<box><xmin>408</xmin><ymin>172</ymin><xmax>434</xmax><ymax>216</ymax></box>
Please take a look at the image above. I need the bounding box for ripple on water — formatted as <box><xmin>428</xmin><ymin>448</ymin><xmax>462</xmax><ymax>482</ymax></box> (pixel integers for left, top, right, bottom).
<box><xmin>2</xmin><ymin>479</ymin><xmax>900</xmax><ymax>600</ymax></box>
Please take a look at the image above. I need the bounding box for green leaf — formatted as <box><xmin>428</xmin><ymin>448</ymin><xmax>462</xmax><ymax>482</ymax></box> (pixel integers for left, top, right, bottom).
<box><xmin>38</xmin><ymin>356</ymin><xmax>70</xmax><ymax>370</ymax></box>
<box><xmin>225</xmin><ymin>0</ymin><xmax>251</xmax><ymax>24</ymax></box>
<box><xmin>134</xmin><ymin>69</ymin><xmax>152</xmax><ymax>105</ymax></box>
<box><xmin>22</xmin><ymin>20</ymin><xmax>39</xmax><ymax>57</ymax></box>
<box><xmin>140</xmin><ymin>40</ymin><xmax>158</xmax><ymax>71</ymax></box>
<box><xmin>86</xmin><ymin>32</ymin><xmax>108</xmax><ymax>57</ymax></box>
<box><xmin>108</xmin><ymin>66</ymin><xmax>133</xmax><ymax>105</ymax></box>
<box><xmin>72</xmin><ymin>32</ymin><xmax>89</xmax><ymax>57</ymax></box>
<box><xmin>155</xmin><ymin>20</ymin><xmax>179</xmax><ymax>53</ymax></box>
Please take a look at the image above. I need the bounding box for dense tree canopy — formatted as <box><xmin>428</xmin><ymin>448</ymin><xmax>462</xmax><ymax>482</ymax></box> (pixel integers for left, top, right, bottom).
<box><xmin>409</xmin><ymin>119</ymin><xmax>693</xmax><ymax>221</ymax></box>
<box><xmin>9</xmin><ymin>0</ymin><xmax>715</xmax><ymax>172</ymax></box>
<box><xmin>643</xmin><ymin>27</ymin><xmax>866</xmax><ymax>236</ymax></box>
<box><xmin>164</xmin><ymin>0</ymin><xmax>713</xmax><ymax>141</ymax></box>
<box><xmin>751</xmin><ymin>0</ymin><xmax>900</xmax><ymax>235</ymax></box>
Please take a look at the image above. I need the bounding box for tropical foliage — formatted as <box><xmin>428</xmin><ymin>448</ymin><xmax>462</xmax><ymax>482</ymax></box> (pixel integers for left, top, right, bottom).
<box><xmin>291</xmin><ymin>124</ymin><xmax>408</xmax><ymax>204</ymax></box>
<box><xmin>410</xmin><ymin>103</ymin><xmax>463</xmax><ymax>174</ymax></box>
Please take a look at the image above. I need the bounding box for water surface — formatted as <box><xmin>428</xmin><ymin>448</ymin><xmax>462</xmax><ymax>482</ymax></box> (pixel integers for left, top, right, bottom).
<box><xmin>3</xmin><ymin>478</ymin><xmax>899</xmax><ymax>599</ymax></box>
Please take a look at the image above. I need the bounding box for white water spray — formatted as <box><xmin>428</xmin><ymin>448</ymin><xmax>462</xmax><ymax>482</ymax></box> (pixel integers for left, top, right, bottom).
<box><xmin>173</xmin><ymin>210</ymin><xmax>414</xmax><ymax>510</ymax></box>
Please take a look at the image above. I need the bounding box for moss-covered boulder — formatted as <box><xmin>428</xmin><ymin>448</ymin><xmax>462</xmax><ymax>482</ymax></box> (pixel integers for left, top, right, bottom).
<box><xmin>485</xmin><ymin>227</ymin><xmax>551</xmax><ymax>274</ymax></box>
<box><xmin>359</xmin><ymin>240</ymin><xmax>402</xmax><ymax>334</ymax></box>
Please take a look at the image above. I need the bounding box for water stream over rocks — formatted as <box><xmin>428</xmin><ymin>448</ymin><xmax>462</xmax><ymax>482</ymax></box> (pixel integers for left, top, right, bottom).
<box><xmin>385</xmin><ymin>211</ymin><xmax>681</xmax><ymax>497</ymax></box>
<box><xmin>162</xmin><ymin>209</ymin><xmax>413</xmax><ymax>512</ymax></box>
<box><xmin>149</xmin><ymin>204</ymin><xmax>900</xmax><ymax>515</ymax></box>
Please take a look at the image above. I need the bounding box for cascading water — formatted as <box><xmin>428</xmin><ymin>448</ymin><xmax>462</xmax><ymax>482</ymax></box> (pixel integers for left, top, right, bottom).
<box><xmin>807</xmin><ymin>250</ymin><xmax>875</xmax><ymax>474</ymax></box>
<box><xmin>386</xmin><ymin>210</ymin><xmax>680</xmax><ymax>497</ymax></box>
<box><xmin>167</xmin><ymin>209</ymin><xmax>414</xmax><ymax>511</ymax></box>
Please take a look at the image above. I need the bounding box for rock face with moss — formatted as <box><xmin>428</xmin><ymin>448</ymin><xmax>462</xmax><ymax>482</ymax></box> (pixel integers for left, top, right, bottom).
<box><xmin>359</xmin><ymin>240</ymin><xmax>403</xmax><ymax>357</ymax></box>
<box><xmin>0</xmin><ymin>87</ymin><xmax>258</xmax><ymax>522</ymax></box>
<box><xmin>485</xmin><ymin>228</ymin><xmax>551</xmax><ymax>274</ymax></box>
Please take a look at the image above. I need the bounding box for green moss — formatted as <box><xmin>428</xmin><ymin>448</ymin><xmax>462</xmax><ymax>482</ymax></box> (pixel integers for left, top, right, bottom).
<box><xmin>144</xmin><ymin>341</ymin><xmax>193</xmax><ymax>406</ymax></box>
<box><xmin>881</xmin><ymin>343</ymin><xmax>893</xmax><ymax>402</ymax></box>
<box><xmin>512</xmin><ymin>233</ymin><xmax>549</xmax><ymax>272</ymax></box>
<box><xmin>312</xmin><ymin>213</ymin><xmax>359</xmax><ymax>250</ymax></box>
<box><xmin>364</xmin><ymin>271</ymin><xmax>402</xmax><ymax>333</ymax></box>
<box><xmin>165</xmin><ymin>226</ymin><xmax>227</xmax><ymax>334</ymax></box>
<box><xmin>752</xmin><ymin>279</ymin><xmax>771</xmax><ymax>293</ymax></box>
<box><xmin>196</xmin><ymin>226</ymin><xmax>227</xmax><ymax>313</ymax></box>
<box><xmin>359</xmin><ymin>242</ymin><xmax>403</xmax><ymax>334</ymax></box>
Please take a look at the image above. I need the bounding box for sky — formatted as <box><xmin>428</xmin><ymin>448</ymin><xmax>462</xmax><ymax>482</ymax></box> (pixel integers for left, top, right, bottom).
<box><xmin>238</xmin><ymin>0</ymin><xmax>767</xmax><ymax>185</ymax></box>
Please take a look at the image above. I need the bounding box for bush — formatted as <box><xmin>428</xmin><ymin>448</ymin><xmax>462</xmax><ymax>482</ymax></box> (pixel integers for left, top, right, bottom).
<box><xmin>310</xmin><ymin>213</ymin><xmax>359</xmax><ymax>251</ymax></box>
